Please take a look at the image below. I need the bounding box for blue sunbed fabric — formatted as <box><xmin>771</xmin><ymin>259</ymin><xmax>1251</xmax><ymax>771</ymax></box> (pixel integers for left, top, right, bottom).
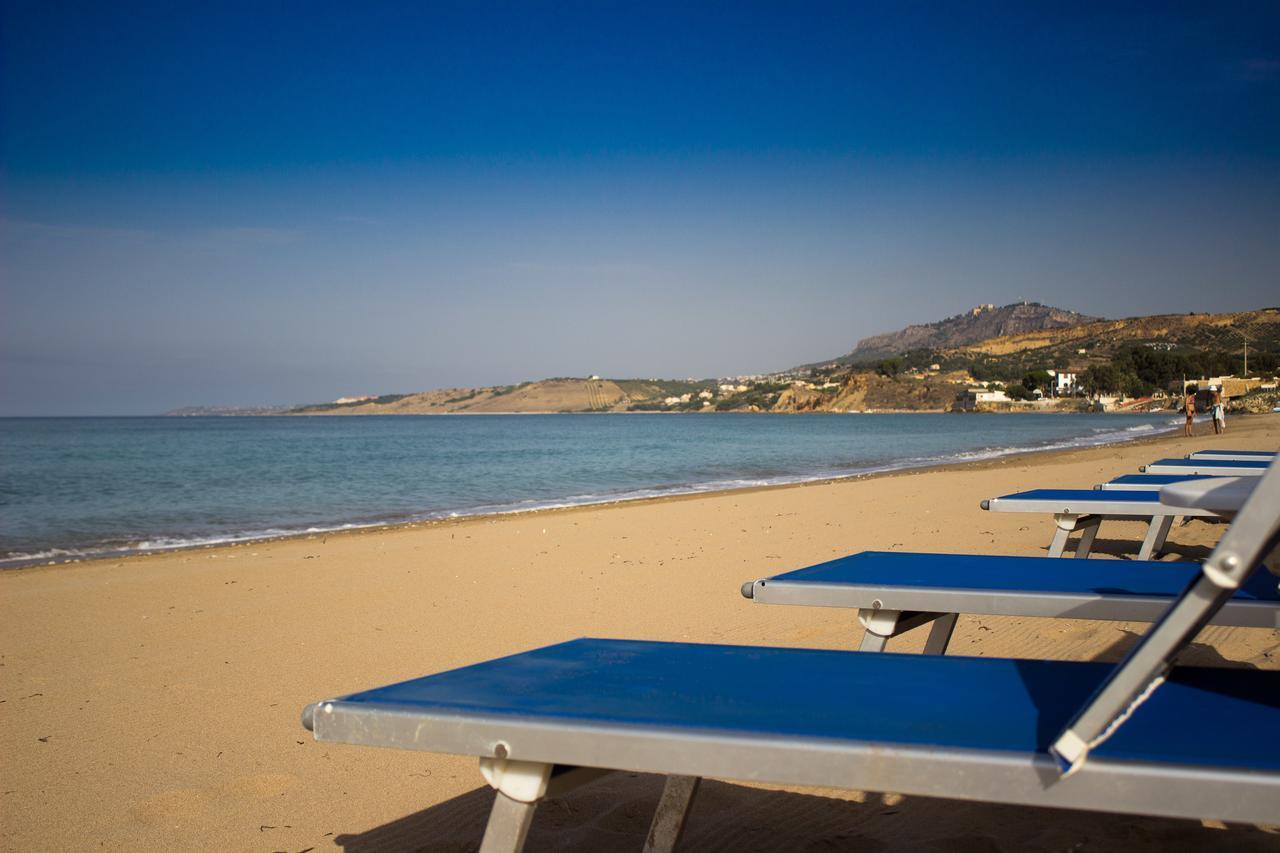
<box><xmin>1150</xmin><ymin>458</ymin><xmax>1270</xmax><ymax>470</ymax></box>
<box><xmin>764</xmin><ymin>550</ymin><xmax>1280</xmax><ymax>603</ymax></box>
<box><xmin>335</xmin><ymin>638</ymin><xmax>1280</xmax><ymax>771</ymax></box>
<box><xmin>993</xmin><ymin>489</ymin><xmax>1160</xmax><ymax>504</ymax></box>
<box><xmin>1190</xmin><ymin>450</ymin><xmax>1276</xmax><ymax>458</ymax></box>
<box><xmin>1105</xmin><ymin>474</ymin><xmax>1216</xmax><ymax>487</ymax></box>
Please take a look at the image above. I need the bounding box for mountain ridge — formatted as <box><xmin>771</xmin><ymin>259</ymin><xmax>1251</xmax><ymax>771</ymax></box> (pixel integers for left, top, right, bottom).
<box><xmin>837</xmin><ymin>302</ymin><xmax>1102</xmax><ymax>363</ymax></box>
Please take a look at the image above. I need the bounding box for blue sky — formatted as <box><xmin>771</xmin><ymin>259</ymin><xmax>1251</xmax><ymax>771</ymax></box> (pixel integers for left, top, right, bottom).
<box><xmin>2</xmin><ymin>2</ymin><xmax>1278</xmax><ymax>414</ymax></box>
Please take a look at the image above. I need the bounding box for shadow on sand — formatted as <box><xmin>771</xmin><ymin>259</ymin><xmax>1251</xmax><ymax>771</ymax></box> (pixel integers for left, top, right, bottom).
<box><xmin>1057</xmin><ymin>537</ymin><xmax>1215</xmax><ymax>562</ymax></box>
<box><xmin>334</xmin><ymin>771</ymin><xmax>1277</xmax><ymax>853</ymax></box>
<box><xmin>1089</xmin><ymin>628</ymin><xmax>1262</xmax><ymax>668</ymax></box>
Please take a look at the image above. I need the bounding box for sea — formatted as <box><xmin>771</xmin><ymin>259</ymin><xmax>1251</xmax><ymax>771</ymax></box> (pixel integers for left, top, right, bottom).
<box><xmin>0</xmin><ymin>413</ymin><xmax>1179</xmax><ymax>568</ymax></box>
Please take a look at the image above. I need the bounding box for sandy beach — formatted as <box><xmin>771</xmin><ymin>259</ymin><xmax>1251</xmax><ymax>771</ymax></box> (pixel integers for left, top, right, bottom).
<box><xmin>3</xmin><ymin>417</ymin><xmax>1278</xmax><ymax>852</ymax></box>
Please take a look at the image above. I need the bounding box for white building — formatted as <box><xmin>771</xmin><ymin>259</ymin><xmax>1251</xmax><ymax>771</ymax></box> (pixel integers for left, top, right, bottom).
<box><xmin>1048</xmin><ymin>370</ymin><xmax>1079</xmax><ymax>396</ymax></box>
<box><xmin>960</xmin><ymin>388</ymin><xmax>1010</xmax><ymax>409</ymax></box>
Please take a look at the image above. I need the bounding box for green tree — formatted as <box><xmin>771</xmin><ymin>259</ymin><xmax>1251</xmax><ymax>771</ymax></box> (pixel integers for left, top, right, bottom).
<box><xmin>876</xmin><ymin>358</ymin><xmax>903</xmax><ymax>378</ymax></box>
<box><xmin>1082</xmin><ymin>364</ymin><xmax>1122</xmax><ymax>395</ymax></box>
<box><xmin>1022</xmin><ymin>370</ymin><xmax>1053</xmax><ymax>395</ymax></box>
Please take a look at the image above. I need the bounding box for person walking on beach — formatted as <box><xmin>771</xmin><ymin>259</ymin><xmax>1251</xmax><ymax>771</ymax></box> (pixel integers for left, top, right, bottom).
<box><xmin>1184</xmin><ymin>391</ymin><xmax>1196</xmax><ymax>437</ymax></box>
<box><xmin>1212</xmin><ymin>388</ymin><xmax>1226</xmax><ymax>435</ymax></box>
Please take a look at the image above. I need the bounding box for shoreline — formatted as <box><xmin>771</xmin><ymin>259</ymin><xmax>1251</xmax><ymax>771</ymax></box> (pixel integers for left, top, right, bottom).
<box><xmin>289</xmin><ymin>405</ymin><xmax>1172</xmax><ymax>415</ymax></box>
<box><xmin>8</xmin><ymin>407</ymin><xmax>1179</xmax><ymax>418</ymax></box>
<box><xmin>2</xmin><ymin>414</ymin><xmax>1186</xmax><ymax>571</ymax></box>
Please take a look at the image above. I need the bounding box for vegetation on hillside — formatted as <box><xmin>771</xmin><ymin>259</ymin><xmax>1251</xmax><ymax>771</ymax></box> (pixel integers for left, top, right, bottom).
<box><xmin>614</xmin><ymin>379</ymin><xmax>717</xmax><ymax>400</ymax></box>
<box><xmin>714</xmin><ymin>382</ymin><xmax>790</xmax><ymax>411</ymax></box>
<box><xmin>291</xmin><ymin>394</ymin><xmax>409</xmax><ymax>413</ymax></box>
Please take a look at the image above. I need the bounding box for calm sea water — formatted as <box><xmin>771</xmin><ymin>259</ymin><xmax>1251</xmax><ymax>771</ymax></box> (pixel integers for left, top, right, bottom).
<box><xmin>0</xmin><ymin>413</ymin><xmax>1177</xmax><ymax>567</ymax></box>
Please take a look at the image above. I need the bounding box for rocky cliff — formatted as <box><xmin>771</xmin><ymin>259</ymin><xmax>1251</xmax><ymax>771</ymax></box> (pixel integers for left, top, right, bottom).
<box><xmin>844</xmin><ymin>302</ymin><xmax>1099</xmax><ymax>362</ymax></box>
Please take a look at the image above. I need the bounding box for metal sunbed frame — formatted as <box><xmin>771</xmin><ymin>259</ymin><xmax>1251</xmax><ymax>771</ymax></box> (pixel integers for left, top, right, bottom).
<box><xmin>303</xmin><ymin>465</ymin><xmax>1280</xmax><ymax>853</ymax></box>
<box><xmin>1143</xmin><ymin>458</ymin><xmax>1269</xmax><ymax>476</ymax></box>
<box><xmin>980</xmin><ymin>489</ymin><xmax>1219</xmax><ymax>560</ymax></box>
<box><xmin>742</xmin><ymin>550</ymin><xmax>1280</xmax><ymax>653</ymax></box>
<box><xmin>1094</xmin><ymin>473</ymin><xmax>1215</xmax><ymax>491</ymax></box>
<box><xmin>1188</xmin><ymin>449</ymin><xmax>1276</xmax><ymax>462</ymax></box>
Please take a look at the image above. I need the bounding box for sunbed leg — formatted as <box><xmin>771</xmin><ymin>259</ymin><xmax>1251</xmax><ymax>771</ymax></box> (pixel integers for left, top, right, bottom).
<box><xmin>1151</xmin><ymin>515</ymin><xmax>1175</xmax><ymax>554</ymax></box>
<box><xmin>1137</xmin><ymin>515</ymin><xmax>1173</xmax><ymax>561</ymax></box>
<box><xmin>1048</xmin><ymin>514</ymin><xmax>1078</xmax><ymax>558</ymax></box>
<box><xmin>858</xmin><ymin>609</ymin><xmax>947</xmax><ymax>652</ymax></box>
<box><xmin>477</xmin><ymin>757</ymin><xmax>569</xmax><ymax>853</ymax></box>
<box><xmin>857</xmin><ymin>608</ymin><xmax>896</xmax><ymax>651</ymax></box>
<box><xmin>922</xmin><ymin>613</ymin><xmax>958</xmax><ymax>655</ymax></box>
<box><xmin>643</xmin><ymin>775</ymin><xmax>701</xmax><ymax>853</ymax></box>
<box><xmin>479</xmin><ymin>791</ymin><xmax>538</xmax><ymax>853</ymax></box>
<box><xmin>1074</xmin><ymin>517</ymin><xmax>1102</xmax><ymax>559</ymax></box>
<box><xmin>858</xmin><ymin>630</ymin><xmax>890</xmax><ymax>651</ymax></box>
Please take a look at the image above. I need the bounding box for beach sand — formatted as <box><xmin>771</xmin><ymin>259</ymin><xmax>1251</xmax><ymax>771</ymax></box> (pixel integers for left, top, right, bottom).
<box><xmin>3</xmin><ymin>416</ymin><xmax>1279</xmax><ymax>852</ymax></box>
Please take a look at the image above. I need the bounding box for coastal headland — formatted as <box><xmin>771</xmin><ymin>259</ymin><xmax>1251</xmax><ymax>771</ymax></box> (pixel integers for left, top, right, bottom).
<box><xmin>2</xmin><ymin>417</ymin><xmax>1278</xmax><ymax>851</ymax></box>
<box><xmin>164</xmin><ymin>305</ymin><xmax>1277</xmax><ymax>417</ymax></box>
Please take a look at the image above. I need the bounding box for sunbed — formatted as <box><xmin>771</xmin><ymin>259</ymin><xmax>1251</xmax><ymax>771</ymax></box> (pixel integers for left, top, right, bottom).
<box><xmin>979</xmin><ymin>489</ymin><xmax>1219</xmax><ymax>559</ymax></box>
<box><xmin>1187</xmin><ymin>449</ymin><xmax>1276</xmax><ymax>461</ymax></box>
<box><xmin>1094</xmin><ymin>473</ymin><xmax>1215</xmax><ymax>491</ymax></box>
<box><xmin>741</xmin><ymin>550</ymin><xmax>1280</xmax><ymax>653</ymax></box>
<box><xmin>1142</xmin><ymin>458</ymin><xmax>1269</xmax><ymax>476</ymax></box>
<box><xmin>302</xmin><ymin>465</ymin><xmax>1280</xmax><ymax>851</ymax></box>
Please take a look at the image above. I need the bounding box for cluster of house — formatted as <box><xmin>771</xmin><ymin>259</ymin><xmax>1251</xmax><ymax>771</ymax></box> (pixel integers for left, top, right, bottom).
<box><xmin>663</xmin><ymin>389</ymin><xmax>719</xmax><ymax>406</ymax></box>
<box><xmin>959</xmin><ymin>370</ymin><xmax>1080</xmax><ymax>410</ymax></box>
<box><xmin>959</xmin><ymin>371</ymin><xmax>1276</xmax><ymax>411</ymax></box>
<box><xmin>658</xmin><ymin>376</ymin><xmax>825</xmax><ymax>408</ymax></box>
<box><xmin>903</xmin><ymin>363</ymin><xmax>946</xmax><ymax>379</ymax></box>
<box><xmin>785</xmin><ymin>380</ymin><xmax>841</xmax><ymax>391</ymax></box>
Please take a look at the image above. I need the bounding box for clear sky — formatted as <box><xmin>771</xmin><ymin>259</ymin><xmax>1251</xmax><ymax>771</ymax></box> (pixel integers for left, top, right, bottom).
<box><xmin>2</xmin><ymin>2</ymin><xmax>1278</xmax><ymax>415</ymax></box>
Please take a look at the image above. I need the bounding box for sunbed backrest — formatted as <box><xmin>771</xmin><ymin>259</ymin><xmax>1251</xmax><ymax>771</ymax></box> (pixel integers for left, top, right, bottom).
<box><xmin>1052</xmin><ymin>461</ymin><xmax>1280</xmax><ymax>775</ymax></box>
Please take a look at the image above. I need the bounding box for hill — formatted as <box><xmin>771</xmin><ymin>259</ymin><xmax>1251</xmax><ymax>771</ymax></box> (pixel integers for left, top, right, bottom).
<box><xmin>955</xmin><ymin>308</ymin><xmax>1280</xmax><ymax>361</ymax></box>
<box><xmin>289</xmin><ymin>378</ymin><xmax>720</xmax><ymax>415</ymax></box>
<box><xmin>234</xmin><ymin>306</ymin><xmax>1280</xmax><ymax>418</ymax></box>
<box><xmin>865</xmin><ymin>307</ymin><xmax>1280</xmax><ymax>401</ymax></box>
<box><xmin>829</xmin><ymin>302</ymin><xmax>1100</xmax><ymax>364</ymax></box>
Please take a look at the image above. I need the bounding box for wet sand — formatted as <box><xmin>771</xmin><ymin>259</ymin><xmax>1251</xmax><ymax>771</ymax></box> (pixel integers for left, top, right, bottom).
<box><xmin>2</xmin><ymin>416</ymin><xmax>1278</xmax><ymax>851</ymax></box>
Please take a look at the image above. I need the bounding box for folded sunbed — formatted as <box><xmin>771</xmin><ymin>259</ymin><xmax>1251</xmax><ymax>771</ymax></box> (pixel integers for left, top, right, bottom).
<box><xmin>1094</xmin><ymin>473</ymin><xmax>1215</xmax><ymax>491</ymax></box>
<box><xmin>1142</xmin><ymin>457</ymin><xmax>1269</xmax><ymax>476</ymax></box>
<box><xmin>1188</xmin><ymin>449</ymin><xmax>1276</xmax><ymax>461</ymax></box>
<box><xmin>979</xmin><ymin>489</ymin><xmax>1219</xmax><ymax>559</ymax></box>
<box><xmin>741</xmin><ymin>550</ymin><xmax>1280</xmax><ymax>653</ymax></box>
<box><xmin>302</xmin><ymin>465</ymin><xmax>1280</xmax><ymax>852</ymax></box>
